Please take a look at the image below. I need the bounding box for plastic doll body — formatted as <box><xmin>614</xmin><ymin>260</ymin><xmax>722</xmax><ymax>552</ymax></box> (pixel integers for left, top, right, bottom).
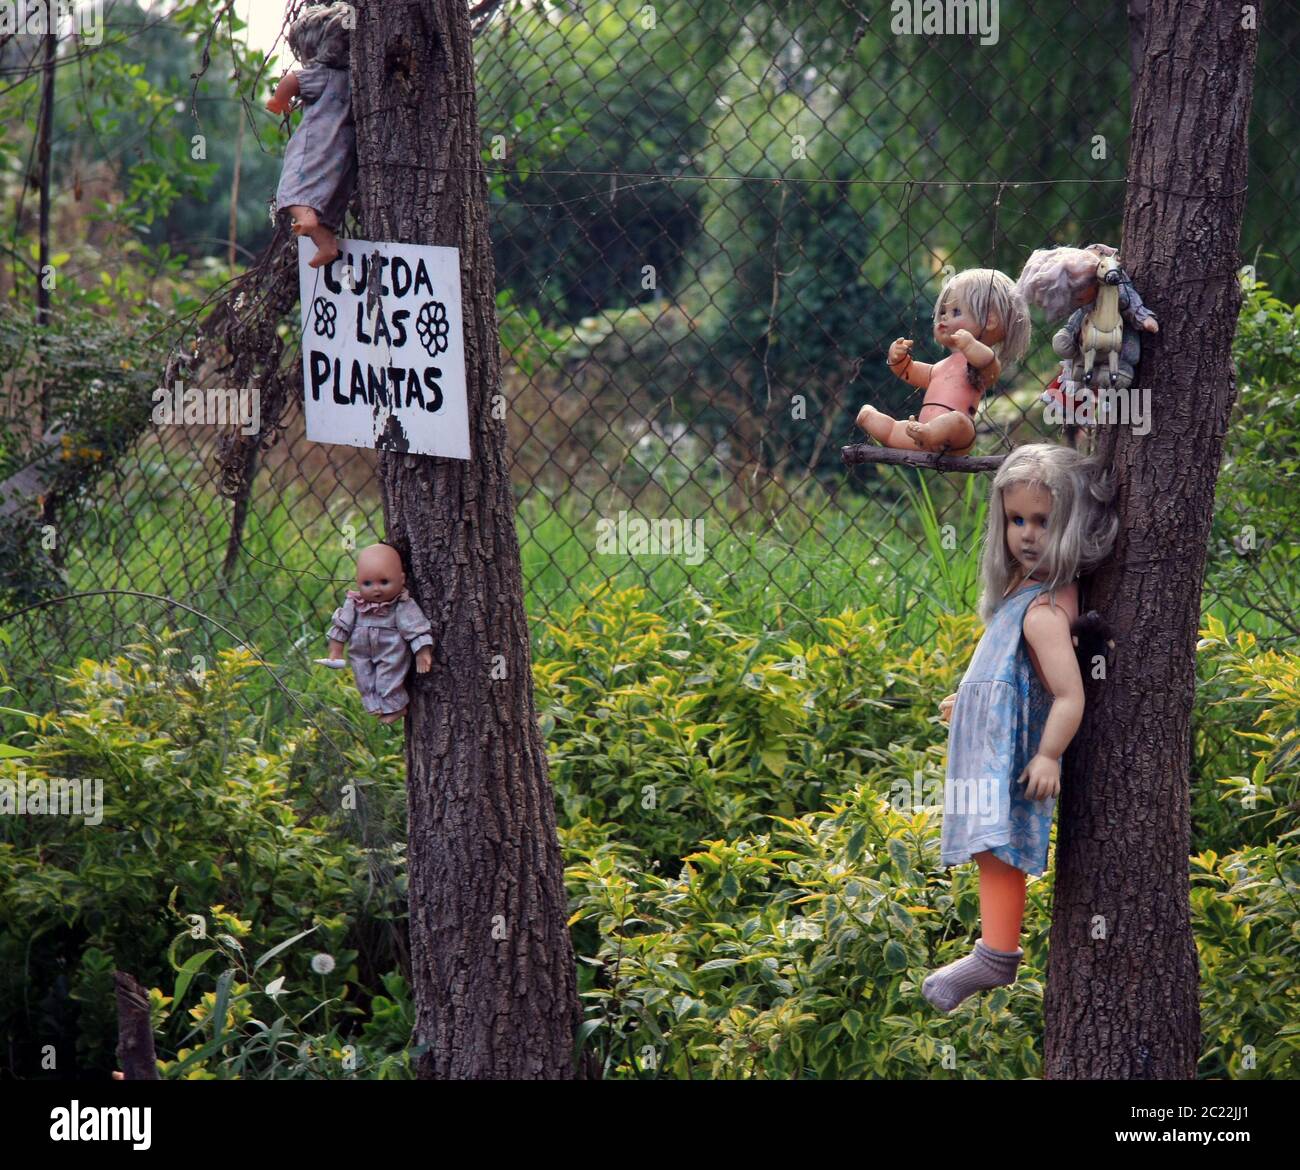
<box><xmin>268</xmin><ymin>3</ymin><xmax>357</xmax><ymax>270</ymax></box>
<box><xmin>1018</xmin><ymin>244</ymin><xmax>1158</xmax><ymax>402</ymax></box>
<box><xmin>856</xmin><ymin>269</ymin><xmax>1028</xmax><ymax>457</ymax></box>
<box><xmin>922</xmin><ymin>446</ymin><xmax>1117</xmax><ymax>1013</ymax></box>
<box><xmin>319</xmin><ymin>543</ymin><xmax>433</xmax><ymax>724</ymax></box>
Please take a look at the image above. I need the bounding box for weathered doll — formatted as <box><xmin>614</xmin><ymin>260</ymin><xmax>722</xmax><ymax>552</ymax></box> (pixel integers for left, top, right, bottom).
<box><xmin>856</xmin><ymin>268</ymin><xmax>1030</xmax><ymax>456</ymax></box>
<box><xmin>266</xmin><ymin>2</ymin><xmax>357</xmax><ymax>269</ymax></box>
<box><xmin>317</xmin><ymin>542</ymin><xmax>433</xmax><ymax>724</ymax></box>
<box><xmin>1017</xmin><ymin>244</ymin><xmax>1158</xmax><ymax>410</ymax></box>
<box><xmin>922</xmin><ymin>442</ymin><xmax>1117</xmax><ymax>1012</ymax></box>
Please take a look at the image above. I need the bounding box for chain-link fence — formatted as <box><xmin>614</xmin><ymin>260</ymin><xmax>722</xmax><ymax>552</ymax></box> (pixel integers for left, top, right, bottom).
<box><xmin>1</xmin><ymin>0</ymin><xmax>1296</xmax><ymax>731</ymax></box>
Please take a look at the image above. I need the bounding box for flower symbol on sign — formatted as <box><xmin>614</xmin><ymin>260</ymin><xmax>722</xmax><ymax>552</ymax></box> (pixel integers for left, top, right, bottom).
<box><xmin>416</xmin><ymin>300</ymin><xmax>449</xmax><ymax>357</ymax></box>
<box><xmin>313</xmin><ymin>297</ymin><xmax>337</xmax><ymax>339</ymax></box>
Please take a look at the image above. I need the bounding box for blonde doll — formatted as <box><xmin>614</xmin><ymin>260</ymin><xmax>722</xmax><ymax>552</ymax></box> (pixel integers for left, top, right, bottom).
<box><xmin>921</xmin><ymin>443</ymin><xmax>1117</xmax><ymax>1012</ymax></box>
<box><xmin>856</xmin><ymin>268</ymin><xmax>1030</xmax><ymax>456</ymax></box>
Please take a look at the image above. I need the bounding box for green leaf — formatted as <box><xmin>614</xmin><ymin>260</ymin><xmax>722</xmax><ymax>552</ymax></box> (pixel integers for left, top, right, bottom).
<box><xmin>172</xmin><ymin>949</ymin><xmax>216</xmax><ymax>1006</ymax></box>
<box><xmin>252</xmin><ymin>927</ymin><xmax>317</xmax><ymax>972</ymax></box>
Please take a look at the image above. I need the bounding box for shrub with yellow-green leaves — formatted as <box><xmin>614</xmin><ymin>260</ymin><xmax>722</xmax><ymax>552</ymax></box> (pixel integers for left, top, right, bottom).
<box><xmin>537</xmin><ymin>585</ymin><xmax>973</xmax><ymax>866</ymax></box>
<box><xmin>0</xmin><ymin>632</ymin><xmax>408</xmax><ymax>1075</ymax></box>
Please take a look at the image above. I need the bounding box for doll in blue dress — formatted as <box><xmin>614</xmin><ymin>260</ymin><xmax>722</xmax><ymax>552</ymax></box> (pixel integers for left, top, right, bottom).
<box><xmin>266</xmin><ymin>2</ymin><xmax>357</xmax><ymax>269</ymax></box>
<box><xmin>922</xmin><ymin>443</ymin><xmax>1118</xmax><ymax>1012</ymax></box>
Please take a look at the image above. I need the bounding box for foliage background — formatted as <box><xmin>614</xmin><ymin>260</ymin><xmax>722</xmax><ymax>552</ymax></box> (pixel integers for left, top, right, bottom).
<box><xmin>0</xmin><ymin>0</ymin><xmax>1296</xmax><ymax>1078</ymax></box>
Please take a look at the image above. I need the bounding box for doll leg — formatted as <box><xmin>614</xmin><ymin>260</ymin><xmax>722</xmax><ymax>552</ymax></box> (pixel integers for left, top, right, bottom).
<box><xmin>921</xmin><ymin>849</ymin><xmax>1025</xmax><ymax>1012</ymax></box>
<box><xmin>286</xmin><ymin>204</ymin><xmax>340</xmax><ymax>269</ymax></box>
<box><xmin>975</xmin><ymin>849</ymin><xmax>1027</xmax><ymax>950</ymax></box>
<box><xmin>904</xmin><ymin>411</ymin><xmax>976</xmax><ymax>455</ymax></box>
<box><xmin>857</xmin><ymin>405</ymin><xmax>972</xmax><ymax>452</ymax></box>
<box><xmin>372</xmin><ymin>634</ymin><xmax>412</xmax><ymax>724</ymax></box>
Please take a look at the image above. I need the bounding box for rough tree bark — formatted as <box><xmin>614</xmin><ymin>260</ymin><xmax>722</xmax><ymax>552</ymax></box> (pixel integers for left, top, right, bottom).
<box><xmin>1044</xmin><ymin>1</ymin><xmax>1259</xmax><ymax>1078</ymax></box>
<box><xmin>350</xmin><ymin>1</ymin><xmax>582</xmax><ymax>1078</ymax></box>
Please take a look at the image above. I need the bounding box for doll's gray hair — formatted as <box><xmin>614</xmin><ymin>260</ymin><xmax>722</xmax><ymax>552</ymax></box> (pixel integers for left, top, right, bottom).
<box><xmin>289</xmin><ymin>2</ymin><xmax>354</xmax><ymax>69</ymax></box>
<box><xmin>976</xmin><ymin>442</ymin><xmax>1118</xmax><ymax>625</ymax></box>
<box><xmin>1016</xmin><ymin>245</ymin><xmax>1118</xmax><ymax>321</ymax></box>
<box><xmin>933</xmin><ymin>268</ymin><xmax>1031</xmax><ymax>367</ymax></box>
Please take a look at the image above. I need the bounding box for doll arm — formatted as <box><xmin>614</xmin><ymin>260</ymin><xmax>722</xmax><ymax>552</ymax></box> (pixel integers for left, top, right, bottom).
<box><xmin>1119</xmin><ymin>282</ymin><xmax>1159</xmax><ymax>333</ymax></box>
<box><xmin>267</xmin><ymin>71</ymin><xmax>300</xmax><ymax>115</ymax></box>
<box><xmin>949</xmin><ymin>329</ymin><xmax>1000</xmax><ymax>390</ymax></box>
<box><xmin>1052</xmin><ymin>308</ymin><xmax>1085</xmax><ymax>357</ymax></box>
<box><xmin>887</xmin><ymin>339</ymin><xmax>932</xmax><ymax>389</ymax></box>
<box><xmin>326</xmin><ymin>598</ymin><xmax>357</xmax><ymax>652</ymax></box>
<box><xmin>396</xmin><ymin>599</ymin><xmax>434</xmax><ymax>672</ymax></box>
<box><xmin>1019</xmin><ymin>604</ymin><xmax>1086</xmax><ymax>801</ymax></box>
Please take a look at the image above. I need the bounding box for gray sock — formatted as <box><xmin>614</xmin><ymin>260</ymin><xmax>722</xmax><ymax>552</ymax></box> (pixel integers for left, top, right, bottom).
<box><xmin>921</xmin><ymin>938</ymin><xmax>1023</xmax><ymax>1013</ymax></box>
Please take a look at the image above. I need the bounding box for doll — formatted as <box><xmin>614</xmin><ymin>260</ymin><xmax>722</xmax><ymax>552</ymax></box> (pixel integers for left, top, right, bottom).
<box><xmin>267</xmin><ymin>2</ymin><xmax>357</xmax><ymax>269</ymax></box>
<box><xmin>856</xmin><ymin>268</ymin><xmax>1030</xmax><ymax>456</ymax></box>
<box><xmin>317</xmin><ymin>542</ymin><xmax>433</xmax><ymax>723</ymax></box>
<box><xmin>921</xmin><ymin>443</ymin><xmax>1117</xmax><ymax>1013</ymax></box>
<box><xmin>1017</xmin><ymin>244</ymin><xmax>1159</xmax><ymax>418</ymax></box>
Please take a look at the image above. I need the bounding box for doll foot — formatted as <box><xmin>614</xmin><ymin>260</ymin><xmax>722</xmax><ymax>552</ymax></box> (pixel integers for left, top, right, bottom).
<box><xmin>904</xmin><ymin>419</ymin><xmax>929</xmax><ymax>444</ymax></box>
<box><xmin>855</xmin><ymin>404</ymin><xmax>875</xmax><ymax>432</ymax></box>
<box><xmin>308</xmin><ymin>241</ymin><xmax>341</xmax><ymax>269</ymax></box>
<box><xmin>921</xmin><ymin>939</ymin><xmax>1023</xmax><ymax>1013</ymax></box>
<box><xmin>379</xmin><ymin>708</ymin><xmax>406</xmax><ymax>725</ymax></box>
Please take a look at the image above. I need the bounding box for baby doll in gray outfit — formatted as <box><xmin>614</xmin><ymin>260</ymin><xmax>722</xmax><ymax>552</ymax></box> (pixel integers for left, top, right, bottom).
<box><xmin>318</xmin><ymin>543</ymin><xmax>433</xmax><ymax>723</ymax></box>
<box><xmin>266</xmin><ymin>2</ymin><xmax>357</xmax><ymax>269</ymax></box>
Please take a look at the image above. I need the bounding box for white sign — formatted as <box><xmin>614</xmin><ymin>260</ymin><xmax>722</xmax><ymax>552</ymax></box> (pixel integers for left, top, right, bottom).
<box><xmin>297</xmin><ymin>237</ymin><xmax>470</xmax><ymax>459</ymax></box>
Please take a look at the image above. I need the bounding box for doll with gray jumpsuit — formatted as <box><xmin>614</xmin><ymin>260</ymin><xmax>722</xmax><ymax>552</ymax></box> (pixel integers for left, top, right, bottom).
<box><xmin>318</xmin><ymin>543</ymin><xmax>433</xmax><ymax>723</ymax></box>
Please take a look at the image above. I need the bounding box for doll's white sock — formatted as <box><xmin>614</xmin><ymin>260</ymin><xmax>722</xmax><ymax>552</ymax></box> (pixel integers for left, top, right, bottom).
<box><xmin>921</xmin><ymin>938</ymin><xmax>1023</xmax><ymax>1013</ymax></box>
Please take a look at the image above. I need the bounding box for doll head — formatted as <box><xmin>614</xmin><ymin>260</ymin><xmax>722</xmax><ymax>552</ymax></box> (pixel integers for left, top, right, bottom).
<box><xmin>288</xmin><ymin>2</ymin><xmax>354</xmax><ymax>69</ymax></box>
<box><xmin>354</xmin><ymin>542</ymin><xmax>406</xmax><ymax>605</ymax></box>
<box><xmin>976</xmin><ymin>443</ymin><xmax>1118</xmax><ymax>623</ymax></box>
<box><xmin>1016</xmin><ymin>244</ymin><xmax>1120</xmax><ymax>320</ymax></box>
<box><xmin>932</xmin><ymin>268</ymin><xmax>1030</xmax><ymax>366</ymax></box>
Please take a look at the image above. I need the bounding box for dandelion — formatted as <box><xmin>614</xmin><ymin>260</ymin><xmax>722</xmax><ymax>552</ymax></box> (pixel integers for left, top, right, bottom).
<box><xmin>310</xmin><ymin>952</ymin><xmax>336</xmax><ymax>975</ymax></box>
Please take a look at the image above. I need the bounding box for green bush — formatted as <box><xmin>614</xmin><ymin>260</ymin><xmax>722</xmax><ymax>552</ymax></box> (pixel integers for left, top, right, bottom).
<box><xmin>0</xmin><ymin>630</ymin><xmax>409</xmax><ymax>1076</ymax></box>
<box><xmin>2</xmin><ymin>584</ymin><xmax>1298</xmax><ymax>1079</ymax></box>
<box><xmin>537</xmin><ymin>584</ymin><xmax>973</xmax><ymax>866</ymax></box>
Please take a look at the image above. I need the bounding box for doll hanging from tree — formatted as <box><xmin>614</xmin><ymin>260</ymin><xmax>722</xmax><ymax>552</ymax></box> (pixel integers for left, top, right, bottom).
<box><xmin>921</xmin><ymin>443</ymin><xmax>1117</xmax><ymax>1012</ymax></box>
<box><xmin>266</xmin><ymin>2</ymin><xmax>357</xmax><ymax>269</ymax></box>
<box><xmin>856</xmin><ymin>268</ymin><xmax>1030</xmax><ymax>456</ymax></box>
<box><xmin>1016</xmin><ymin>244</ymin><xmax>1159</xmax><ymax>424</ymax></box>
<box><xmin>317</xmin><ymin>543</ymin><xmax>434</xmax><ymax>724</ymax></box>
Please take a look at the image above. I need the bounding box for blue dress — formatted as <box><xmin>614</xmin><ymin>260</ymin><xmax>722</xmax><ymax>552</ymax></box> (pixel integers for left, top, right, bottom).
<box><xmin>940</xmin><ymin>581</ymin><xmax>1058</xmax><ymax>876</ymax></box>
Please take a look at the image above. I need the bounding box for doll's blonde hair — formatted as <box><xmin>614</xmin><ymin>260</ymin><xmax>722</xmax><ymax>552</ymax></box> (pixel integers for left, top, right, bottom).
<box><xmin>976</xmin><ymin>442</ymin><xmax>1118</xmax><ymax>624</ymax></box>
<box><xmin>289</xmin><ymin>2</ymin><xmax>354</xmax><ymax>69</ymax></box>
<box><xmin>1015</xmin><ymin>244</ymin><xmax>1117</xmax><ymax>320</ymax></box>
<box><xmin>933</xmin><ymin>268</ymin><xmax>1031</xmax><ymax>367</ymax></box>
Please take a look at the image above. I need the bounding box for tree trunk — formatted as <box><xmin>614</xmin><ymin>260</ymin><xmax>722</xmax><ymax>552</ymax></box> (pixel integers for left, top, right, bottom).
<box><xmin>113</xmin><ymin>971</ymin><xmax>159</xmax><ymax>1080</ymax></box>
<box><xmin>351</xmin><ymin>1</ymin><xmax>582</xmax><ymax>1078</ymax></box>
<box><xmin>1044</xmin><ymin>1</ymin><xmax>1258</xmax><ymax>1078</ymax></box>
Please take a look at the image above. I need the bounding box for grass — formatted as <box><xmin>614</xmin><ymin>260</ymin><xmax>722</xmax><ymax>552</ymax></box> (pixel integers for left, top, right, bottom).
<box><xmin>1</xmin><ymin>444</ymin><xmax>1294</xmax><ymax>725</ymax></box>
